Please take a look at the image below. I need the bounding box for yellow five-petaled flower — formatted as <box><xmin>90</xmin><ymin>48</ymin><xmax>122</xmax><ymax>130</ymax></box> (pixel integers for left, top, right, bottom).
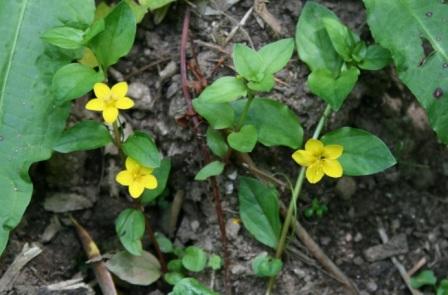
<box><xmin>116</xmin><ymin>157</ymin><xmax>158</xmax><ymax>198</ymax></box>
<box><xmin>292</xmin><ymin>139</ymin><xmax>344</xmax><ymax>184</ymax></box>
<box><xmin>85</xmin><ymin>82</ymin><xmax>134</xmax><ymax>124</ymax></box>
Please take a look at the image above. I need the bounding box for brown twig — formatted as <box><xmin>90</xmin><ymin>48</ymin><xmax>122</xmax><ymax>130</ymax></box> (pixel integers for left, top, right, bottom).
<box><xmin>407</xmin><ymin>257</ymin><xmax>427</xmax><ymax>277</ymax></box>
<box><xmin>236</xmin><ymin>152</ymin><xmax>287</xmax><ymax>189</ymax></box>
<box><xmin>377</xmin><ymin>223</ymin><xmax>422</xmax><ymax>295</ymax></box>
<box><xmin>181</xmin><ymin>8</ymin><xmax>231</xmax><ymax>292</ymax></box>
<box><xmin>253</xmin><ymin>0</ymin><xmax>283</xmax><ymax>35</ymax></box>
<box><xmin>70</xmin><ymin>216</ymin><xmax>117</xmax><ymax>295</ymax></box>
<box><xmin>123</xmin><ymin>57</ymin><xmax>171</xmax><ymax>80</ymax></box>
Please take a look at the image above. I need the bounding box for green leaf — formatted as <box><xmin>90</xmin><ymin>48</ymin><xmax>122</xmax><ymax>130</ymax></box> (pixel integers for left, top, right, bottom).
<box><xmin>0</xmin><ymin>0</ymin><xmax>95</xmax><ymax>255</ymax></box>
<box><xmin>122</xmin><ymin>131</ymin><xmax>161</xmax><ymax>168</ymax></box>
<box><xmin>168</xmin><ymin>259</ymin><xmax>183</xmax><ymax>272</ymax></box>
<box><xmin>251</xmin><ymin>252</ymin><xmax>283</xmax><ymax>277</ymax></box>
<box><xmin>437</xmin><ymin>279</ymin><xmax>448</xmax><ymax>295</ymax></box>
<box><xmin>182</xmin><ymin>246</ymin><xmax>208</xmax><ymax>272</ymax></box>
<box><xmin>90</xmin><ymin>1</ymin><xmax>136</xmax><ymax>68</ymax></box>
<box><xmin>155</xmin><ymin>232</ymin><xmax>173</xmax><ymax>253</ymax></box>
<box><xmin>308</xmin><ymin>67</ymin><xmax>359</xmax><ymax>111</ymax></box>
<box><xmin>258</xmin><ymin>38</ymin><xmax>295</xmax><ymax>74</ymax></box>
<box><xmin>296</xmin><ymin>2</ymin><xmax>343</xmax><ymax>74</ymax></box>
<box><xmin>169</xmin><ymin>278</ymin><xmax>218</xmax><ymax>295</ymax></box>
<box><xmin>106</xmin><ymin>250</ymin><xmax>161</xmax><ymax>286</ymax></box>
<box><xmin>206</xmin><ymin>128</ymin><xmax>228</xmax><ymax>158</ymax></box>
<box><xmin>358</xmin><ymin>44</ymin><xmax>391</xmax><ymax>70</ymax></box>
<box><xmin>363</xmin><ymin>0</ymin><xmax>448</xmax><ymax>143</ymax></box>
<box><xmin>140</xmin><ymin>0</ymin><xmax>176</xmax><ymax>11</ymax></box>
<box><xmin>195</xmin><ymin>161</ymin><xmax>225</xmax><ymax>181</ymax></box>
<box><xmin>41</xmin><ymin>26</ymin><xmax>85</xmax><ymax>49</ymax></box>
<box><xmin>164</xmin><ymin>272</ymin><xmax>185</xmax><ymax>285</ymax></box>
<box><xmin>192</xmin><ymin>99</ymin><xmax>235</xmax><ymax>130</ymax></box>
<box><xmin>115</xmin><ymin>209</ymin><xmax>145</xmax><ymax>256</ymax></box>
<box><xmin>227</xmin><ymin>125</ymin><xmax>258</xmax><ymax>153</ymax></box>
<box><xmin>238</xmin><ymin>177</ymin><xmax>281</xmax><ymax>248</ymax></box>
<box><xmin>232</xmin><ymin>98</ymin><xmax>303</xmax><ymax>149</ymax></box>
<box><xmin>140</xmin><ymin>158</ymin><xmax>171</xmax><ymax>204</ymax></box>
<box><xmin>233</xmin><ymin>43</ymin><xmax>265</xmax><ymax>81</ymax></box>
<box><xmin>321</xmin><ymin>127</ymin><xmax>396</xmax><ymax>176</ymax></box>
<box><xmin>207</xmin><ymin>254</ymin><xmax>222</xmax><ymax>271</ymax></box>
<box><xmin>197</xmin><ymin>76</ymin><xmax>247</xmax><ymax>103</ymax></box>
<box><xmin>247</xmin><ymin>74</ymin><xmax>275</xmax><ymax>92</ymax></box>
<box><xmin>53</xmin><ymin>120</ymin><xmax>111</xmax><ymax>153</ymax></box>
<box><xmin>83</xmin><ymin>19</ymin><xmax>105</xmax><ymax>43</ymax></box>
<box><xmin>322</xmin><ymin>17</ymin><xmax>358</xmax><ymax>62</ymax></box>
<box><xmin>52</xmin><ymin>63</ymin><xmax>104</xmax><ymax>103</ymax></box>
<box><xmin>410</xmin><ymin>270</ymin><xmax>437</xmax><ymax>289</ymax></box>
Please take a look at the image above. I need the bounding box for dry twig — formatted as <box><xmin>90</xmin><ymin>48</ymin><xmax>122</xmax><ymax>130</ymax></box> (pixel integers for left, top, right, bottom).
<box><xmin>377</xmin><ymin>224</ymin><xmax>422</xmax><ymax>295</ymax></box>
<box><xmin>0</xmin><ymin>243</ymin><xmax>42</xmax><ymax>292</ymax></box>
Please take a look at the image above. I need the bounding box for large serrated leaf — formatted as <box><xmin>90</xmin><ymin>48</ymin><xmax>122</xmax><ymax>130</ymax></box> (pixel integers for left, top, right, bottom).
<box><xmin>0</xmin><ymin>0</ymin><xmax>94</xmax><ymax>254</ymax></box>
<box><xmin>364</xmin><ymin>0</ymin><xmax>448</xmax><ymax>143</ymax></box>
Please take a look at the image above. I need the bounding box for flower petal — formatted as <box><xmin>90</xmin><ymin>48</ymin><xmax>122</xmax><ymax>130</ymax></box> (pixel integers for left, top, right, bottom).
<box><xmin>140</xmin><ymin>175</ymin><xmax>158</xmax><ymax>190</ymax></box>
<box><xmin>322</xmin><ymin>159</ymin><xmax>343</xmax><ymax>178</ymax></box>
<box><xmin>323</xmin><ymin>144</ymin><xmax>343</xmax><ymax>160</ymax></box>
<box><xmin>125</xmin><ymin>157</ymin><xmax>139</xmax><ymax>171</ymax></box>
<box><xmin>116</xmin><ymin>171</ymin><xmax>133</xmax><ymax>185</ymax></box>
<box><xmin>129</xmin><ymin>183</ymin><xmax>144</xmax><ymax>198</ymax></box>
<box><xmin>306</xmin><ymin>162</ymin><xmax>324</xmax><ymax>184</ymax></box>
<box><xmin>85</xmin><ymin>98</ymin><xmax>104</xmax><ymax>111</ymax></box>
<box><xmin>305</xmin><ymin>139</ymin><xmax>324</xmax><ymax>155</ymax></box>
<box><xmin>292</xmin><ymin>150</ymin><xmax>316</xmax><ymax>167</ymax></box>
<box><xmin>102</xmin><ymin>107</ymin><xmax>119</xmax><ymax>123</ymax></box>
<box><xmin>94</xmin><ymin>83</ymin><xmax>110</xmax><ymax>99</ymax></box>
<box><xmin>111</xmin><ymin>82</ymin><xmax>128</xmax><ymax>98</ymax></box>
<box><xmin>116</xmin><ymin>97</ymin><xmax>134</xmax><ymax>109</ymax></box>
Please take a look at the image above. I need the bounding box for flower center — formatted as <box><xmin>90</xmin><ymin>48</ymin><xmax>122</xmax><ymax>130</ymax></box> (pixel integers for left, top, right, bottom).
<box><xmin>104</xmin><ymin>93</ymin><xmax>118</xmax><ymax>107</ymax></box>
<box><xmin>132</xmin><ymin>168</ymin><xmax>147</xmax><ymax>181</ymax></box>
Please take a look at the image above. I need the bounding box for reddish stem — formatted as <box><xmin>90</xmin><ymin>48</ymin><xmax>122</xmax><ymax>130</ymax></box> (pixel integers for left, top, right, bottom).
<box><xmin>180</xmin><ymin>8</ymin><xmax>231</xmax><ymax>292</ymax></box>
<box><xmin>144</xmin><ymin>214</ymin><xmax>167</xmax><ymax>273</ymax></box>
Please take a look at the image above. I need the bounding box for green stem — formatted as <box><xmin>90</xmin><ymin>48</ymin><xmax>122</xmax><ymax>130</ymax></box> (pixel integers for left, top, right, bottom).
<box><xmin>236</xmin><ymin>93</ymin><xmax>254</xmax><ymax>131</ymax></box>
<box><xmin>265</xmin><ymin>104</ymin><xmax>332</xmax><ymax>295</ymax></box>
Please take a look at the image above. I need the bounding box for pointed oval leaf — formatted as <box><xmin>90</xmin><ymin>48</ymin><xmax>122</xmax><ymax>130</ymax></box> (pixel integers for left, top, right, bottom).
<box><xmin>122</xmin><ymin>131</ymin><xmax>161</xmax><ymax>168</ymax></box>
<box><xmin>307</xmin><ymin>67</ymin><xmax>359</xmax><ymax>111</ymax></box>
<box><xmin>233</xmin><ymin>43</ymin><xmax>265</xmax><ymax>81</ymax></box>
<box><xmin>41</xmin><ymin>26</ymin><xmax>85</xmax><ymax>49</ymax></box>
<box><xmin>192</xmin><ymin>99</ymin><xmax>235</xmax><ymax>130</ymax></box>
<box><xmin>206</xmin><ymin>127</ymin><xmax>229</xmax><ymax>158</ymax></box>
<box><xmin>232</xmin><ymin>98</ymin><xmax>303</xmax><ymax>148</ymax></box>
<box><xmin>198</xmin><ymin>76</ymin><xmax>247</xmax><ymax>103</ymax></box>
<box><xmin>296</xmin><ymin>2</ymin><xmax>343</xmax><ymax>74</ymax></box>
<box><xmin>106</xmin><ymin>250</ymin><xmax>161</xmax><ymax>285</ymax></box>
<box><xmin>52</xmin><ymin>63</ymin><xmax>104</xmax><ymax>103</ymax></box>
<box><xmin>321</xmin><ymin>127</ymin><xmax>396</xmax><ymax>176</ymax></box>
<box><xmin>53</xmin><ymin>120</ymin><xmax>111</xmax><ymax>153</ymax></box>
<box><xmin>140</xmin><ymin>158</ymin><xmax>171</xmax><ymax>204</ymax></box>
<box><xmin>238</xmin><ymin>177</ymin><xmax>281</xmax><ymax>248</ymax></box>
<box><xmin>115</xmin><ymin>208</ymin><xmax>145</xmax><ymax>256</ymax></box>
<box><xmin>194</xmin><ymin>161</ymin><xmax>225</xmax><ymax>181</ymax></box>
<box><xmin>89</xmin><ymin>1</ymin><xmax>136</xmax><ymax>68</ymax></box>
<box><xmin>258</xmin><ymin>38</ymin><xmax>295</xmax><ymax>74</ymax></box>
<box><xmin>169</xmin><ymin>278</ymin><xmax>218</xmax><ymax>295</ymax></box>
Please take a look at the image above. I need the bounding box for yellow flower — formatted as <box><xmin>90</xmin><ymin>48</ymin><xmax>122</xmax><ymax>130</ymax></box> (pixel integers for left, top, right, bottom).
<box><xmin>85</xmin><ymin>82</ymin><xmax>134</xmax><ymax>124</ymax></box>
<box><xmin>292</xmin><ymin>139</ymin><xmax>343</xmax><ymax>184</ymax></box>
<box><xmin>116</xmin><ymin>157</ymin><xmax>158</xmax><ymax>198</ymax></box>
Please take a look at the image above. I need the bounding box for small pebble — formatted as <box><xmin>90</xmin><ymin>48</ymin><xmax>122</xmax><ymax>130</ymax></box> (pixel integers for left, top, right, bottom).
<box><xmin>354</xmin><ymin>232</ymin><xmax>363</xmax><ymax>242</ymax></box>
